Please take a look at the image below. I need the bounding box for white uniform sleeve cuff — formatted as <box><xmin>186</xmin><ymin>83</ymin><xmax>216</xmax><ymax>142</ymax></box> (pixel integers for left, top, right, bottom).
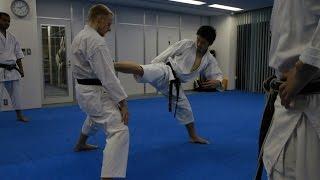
<box><xmin>111</xmin><ymin>94</ymin><xmax>128</xmax><ymax>104</ymax></box>
<box><xmin>16</xmin><ymin>52</ymin><xmax>24</xmax><ymax>59</ymax></box>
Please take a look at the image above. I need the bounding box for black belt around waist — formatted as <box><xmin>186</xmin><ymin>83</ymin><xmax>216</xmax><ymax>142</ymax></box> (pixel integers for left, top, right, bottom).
<box><xmin>166</xmin><ymin>62</ymin><xmax>181</xmax><ymax>117</ymax></box>
<box><xmin>77</xmin><ymin>79</ymin><xmax>102</xmax><ymax>86</ymax></box>
<box><xmin>270</xmin><ymin>79</ymin><xmax>320</xmax><ymax>95</ymax></box>
<box><xmin>255</xmin><ymin>76</ymin><xmax>320</xmax><ymax>180</ymax></box>
<box><xmin>0</xmin><ymin>63</ymin><xmax>22</xmax><ymax>76</ymax></box>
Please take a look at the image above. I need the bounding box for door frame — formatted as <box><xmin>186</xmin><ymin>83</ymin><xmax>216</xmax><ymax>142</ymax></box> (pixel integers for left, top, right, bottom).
<box><xmin>38</xmin><ymin>17</ymin><xmax>74</xmax><ymax>105</ymax></box>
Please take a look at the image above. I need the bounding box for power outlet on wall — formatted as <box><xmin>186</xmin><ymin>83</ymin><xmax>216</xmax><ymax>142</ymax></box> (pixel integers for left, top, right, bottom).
<box><xmin>3</xmin><ymin>99</ymin><xmax>8</xmax><ymax>106</ymax></box>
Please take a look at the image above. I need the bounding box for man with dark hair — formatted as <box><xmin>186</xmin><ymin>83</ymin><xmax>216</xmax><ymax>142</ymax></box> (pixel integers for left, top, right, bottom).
<box><xmin>114</xmin><ymin>25</ymin><xmax>223</xmax><ymax>144</ymax></box>
<box><xmin>71</xmin><ymin>4</ymin><xmax>129</xmax><ymax>180</ymax></box>
<box><xmin>196</xmin><ymin>25</ymin><xmax>216</xmax><ymax>45</ymax></box>
<box><xmin>0</xmin><ymin>12</ymin><xmax>27</xmax><ymax>122</ymax></box>
<box><xmin>0</xmin><ymin>12</ymin><xmax>10</xmax><ymax>18</ymax></box>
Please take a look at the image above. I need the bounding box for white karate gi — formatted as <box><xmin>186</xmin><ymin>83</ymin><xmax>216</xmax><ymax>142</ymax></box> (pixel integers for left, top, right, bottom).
<box><xmin>262</xmin><ymin>0</ymin><xmax>320</xmax><ymax>179</ymax></box>
<box><xmin>0</xmin><ymin>31</ymin><xmax>24</xmax><ymax>110</ymax></box>
<box><xmin>135</xmin><ymin>39</ymin><xmax>223</xmax><ymax>125</ymax></box>
<box><xmin>71</xmin><ymin>25</ymin><xmax>129</xmax><ymax>178</ymax></box>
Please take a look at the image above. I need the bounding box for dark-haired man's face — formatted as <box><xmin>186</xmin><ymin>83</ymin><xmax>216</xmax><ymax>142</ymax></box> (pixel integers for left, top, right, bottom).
<box><xmin>196</xmin><ymin>35</ymin><xmax>210</xmax><ymax>53</ymax></box>
<box><xmin>0</xmin><ymin>15</ymin><xmax>10</xmax><ymax>31</ymax></box>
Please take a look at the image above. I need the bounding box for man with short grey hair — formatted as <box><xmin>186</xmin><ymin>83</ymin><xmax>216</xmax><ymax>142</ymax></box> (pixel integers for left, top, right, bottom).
<box><xmin>71</xmin><ymin>4</ymin><xmax>129</xmax><ymax>180</ymax></box>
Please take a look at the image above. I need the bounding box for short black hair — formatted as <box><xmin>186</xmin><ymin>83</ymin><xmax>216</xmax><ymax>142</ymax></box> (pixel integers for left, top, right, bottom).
<box><xmin>0</xmin><ymin>12</ymin><xmax>10</xmax><ymax>19</ymax></box>
<box><xmin>197</xmin><ymin>26</ymin><xmax>216</xmax><ymax>45</ymax></box>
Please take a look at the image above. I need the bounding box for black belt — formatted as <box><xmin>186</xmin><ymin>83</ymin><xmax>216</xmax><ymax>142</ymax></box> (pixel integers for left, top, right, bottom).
<box><xmin>255</xmin><ymin>76</ymin><xmax>320</xmax><ymax>180</ymax></box>
<box><xmin>255</xmin><ymin>76</ymin><xmax>278</xmax><ymax>180</ymax></box>
<box><xmin>166</xmin><ymin>62</ymin><xmax>181</xmax><ymax>117</ymax></box>
<box><xmin>269</xmin><ymin>79</ymin><xmax>320</xmax><ymax>95</ymax></box>
<box><xmin>0</xmin><ymin>63</ymin><xmax>22</xmax><ymax>76</ymax></box>
<box><xmin>77</xmin><ymin>79</ymin><xmax>102</xmax><ymax>86</ymax></box>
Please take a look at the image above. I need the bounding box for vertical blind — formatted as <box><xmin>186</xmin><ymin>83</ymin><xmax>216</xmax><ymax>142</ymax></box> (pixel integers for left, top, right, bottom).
<box><xmin>235</xmin><ymin>8</ymin><xmax>274</xmax><ymax>93</ymax></box>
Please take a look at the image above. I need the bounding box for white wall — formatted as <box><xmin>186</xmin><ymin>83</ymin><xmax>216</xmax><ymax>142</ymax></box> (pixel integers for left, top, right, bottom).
<box><xmin>61</xmin><ymin>1</ymin><xmax>209</xmax><ymax>95</ymax></box>
<box><xmin>211</xmin><ymin>15</ymin><xmax>237</xmax><ymax>90</ymax></box>
<box><xmin>1</xmin><ymin>0</ymin><xmax>224</xmax><ymax>110</ymax></box>
<box><xmin>115</xmin><ymin>7</ymin><xmax>145</xmax><ymax>95</ymax></box>
<box><xmin>0</xmin><ymin>0</ymin><xmax>42</xmax><ymax>110</ymax></box>
<box><xmin>114</xmin><ymin>8</ymin><xmax>209</xmax><ymax>95</ymax></box>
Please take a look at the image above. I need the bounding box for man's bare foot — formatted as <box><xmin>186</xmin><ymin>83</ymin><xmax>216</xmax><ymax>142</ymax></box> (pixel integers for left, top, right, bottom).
<box><xmin>17</xmin><ymin>116</ymin><xmax>28</xmax><ymax>123</ymax></box>
<box><xmin>189</xmin><ymin>136</ymin><xmax>210</xmax><ymax>144</ymax></box>
<box><xmin>74</xmin><ymin>144</ymin><xmax>98</xmax><ymax>152</ymax></box>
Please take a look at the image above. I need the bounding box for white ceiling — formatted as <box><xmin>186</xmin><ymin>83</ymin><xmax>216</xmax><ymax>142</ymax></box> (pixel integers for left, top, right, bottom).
<box><xmin>91</xmin><ymin>0</ymin><xmax>274</xmax><ymax>16</ymax></box>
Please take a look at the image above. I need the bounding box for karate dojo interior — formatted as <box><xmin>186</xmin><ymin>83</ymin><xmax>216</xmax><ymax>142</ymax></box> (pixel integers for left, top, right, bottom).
<box><xmin>1</xmin><ymin>0</ymin><xmax>276</xmax><ymax>179</ymax></box>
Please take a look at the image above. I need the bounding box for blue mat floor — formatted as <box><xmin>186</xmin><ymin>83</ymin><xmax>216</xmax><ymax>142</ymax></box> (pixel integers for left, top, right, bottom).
<box><xmin>0</xmin><ymin>91</ymin><xmax>267</xmax><ymax>180</ymax></box>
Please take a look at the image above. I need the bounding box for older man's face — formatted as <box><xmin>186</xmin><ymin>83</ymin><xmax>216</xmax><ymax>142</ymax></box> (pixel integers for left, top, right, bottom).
<box><xmin>0</xmin><ymin>15</ymin><xmax>10</xmax><ymax>31</ymax></box>
<box><xmin>97</xmin><ymin>14</ymin><xmax>113</xmax><ymax>37</ymax></box>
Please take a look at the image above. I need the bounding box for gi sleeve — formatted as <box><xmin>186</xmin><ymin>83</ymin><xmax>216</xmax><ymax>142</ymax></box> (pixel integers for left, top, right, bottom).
<box><xmin>151</xmin><ymin>39</ymin><xmax>192</xmax><ymax>64</ymax></box>
<box><xmin>89</xmin><ymin>45</ymin><xmax>128</xmax><ymax>103</ymax></box>
<box><xmin>14</xmin><ymin>40</ymin><xmax>24</xmax><ymax>59</ymax></box>
<box><xmin>300</xmin><ymin>0</ymin><xmax>320</xmax><ymax>69</ymax></box>
<box><xmin>201</xmin><ymin>55</ymin><xmax>223</xmax><ymax>82</ymax></box>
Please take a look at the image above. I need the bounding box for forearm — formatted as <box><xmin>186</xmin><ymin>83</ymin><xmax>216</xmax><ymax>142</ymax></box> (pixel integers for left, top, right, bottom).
<box><xmin>295</xmin><ymin>60</ymin><xmax>320</xmax><ymax>83</ymax></box>
<box><xmin>16</xmin><ymin>59</ymin><xmax>24</xmax><ymax>77</ymax></box>
<box><xmin>114</xmin><ymin>61</ymin><xmax>144</xmax><ymax>76</ymax></box>
<box><xmin>16</xmin><ymin>59</ymin><xmax>24</xmax><ymax>71</ymax></box>
<box><xmin>118</xmin><ymin>99</ymin><xmax>128</xmax><ymax>109</ymax></box>
<box><xmin>119</xmin><ymin>99</ymin><xmax>128</xmax><ymax>107</ymax></box>
<box><xmin>201</xmin><ymin>79</ymin><xmax>221</xmax><ymax>88</ymax></box>
<box><xmin>279</xmin><ymin>60</ymin><xmax>320</xmax><ymax>108</ymax></box>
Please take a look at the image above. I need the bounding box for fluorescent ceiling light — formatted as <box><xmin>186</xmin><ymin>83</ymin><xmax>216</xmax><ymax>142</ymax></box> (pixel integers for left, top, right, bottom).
<box><xmin>209</xmin><ymin>4</ymin><xmax>243</xmax><ymax>11</ymax></box>
<box><xmin>169</xmin><ymin>0</ymin><xmax>206</xmax><ymax>6</ymax></box>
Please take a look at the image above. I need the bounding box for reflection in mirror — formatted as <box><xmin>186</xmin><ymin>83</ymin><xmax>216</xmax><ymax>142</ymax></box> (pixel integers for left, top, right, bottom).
<box><xmin>41</xmin><ymin>25</ymin><xmax>68</xmax><ymax>97</ymax></box>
